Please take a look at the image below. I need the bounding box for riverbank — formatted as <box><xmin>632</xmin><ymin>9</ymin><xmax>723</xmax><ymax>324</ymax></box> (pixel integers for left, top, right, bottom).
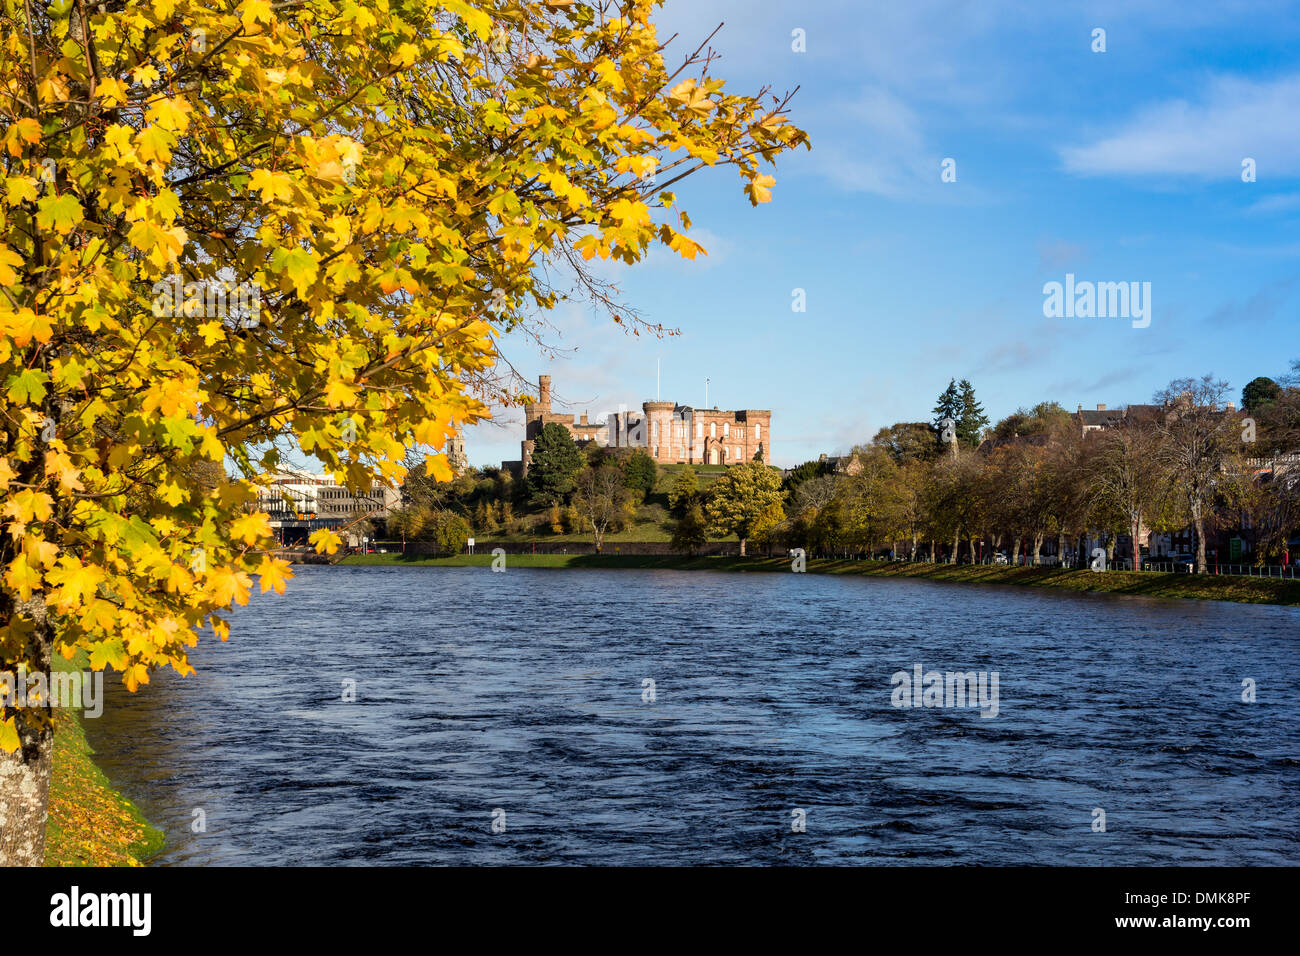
<box><xmin>337</xmin><ymin>553</ymin><xmax>1300</xmax><ymax>605</ymax></box>
<box><xmin>44</xmin><ymin>654</ymin><xmax>163</xmax><ymax>867</ymax></box>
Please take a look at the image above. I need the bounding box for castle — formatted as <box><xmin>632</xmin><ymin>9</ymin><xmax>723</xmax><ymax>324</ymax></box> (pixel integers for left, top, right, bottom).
<box><xmin>503</xmin><ymin>375</ymin><xmax>771</xmax><ymax>474</ymax></box>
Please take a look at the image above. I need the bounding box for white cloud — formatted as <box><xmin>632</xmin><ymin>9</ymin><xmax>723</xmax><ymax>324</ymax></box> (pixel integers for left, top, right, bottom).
<box><xmin>1061</xmin><ymin>74</ymin><xmax>1300</xmax><ymax>178</ymax></box>
<box><xmin>1246</xmin><ymin>192</ymin><xmax>1300</xmax><ymax>214</ymax></box>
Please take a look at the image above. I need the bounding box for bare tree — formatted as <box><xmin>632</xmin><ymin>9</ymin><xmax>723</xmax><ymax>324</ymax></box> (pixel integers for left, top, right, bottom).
<box><xmin>1089</xmin><ymin>419</ymin><xmax>1170</xmax><ymax>571</ymax></box>
<box><xmin>1154</xmin><ymin>376</ymin><xmax>1244</xmax><ymax>573</ymax></box>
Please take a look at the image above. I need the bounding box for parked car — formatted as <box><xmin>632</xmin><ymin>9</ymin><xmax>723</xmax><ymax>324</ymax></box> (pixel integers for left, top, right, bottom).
<box><xmin>1172</xmin><ymin>553</ymin><xmax>1195</xmax><ymax>571</ymax></box>
<box><xmin>992</xmin><ymin>552</ymin><xmax>1009</xmax><ymax>566</ymax></box>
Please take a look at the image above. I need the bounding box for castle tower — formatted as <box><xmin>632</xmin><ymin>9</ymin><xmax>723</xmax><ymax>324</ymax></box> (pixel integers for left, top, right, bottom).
<box><xmin>538</xmin><ymin>375</ymin><xmax>552</xmax><ymax>414</ymax></box>
<box><xmin>446</xmin><ymin>427</ymin><xmax>468</xmax><ymax>474</ymax></box>
<box><xmin>523</xmin><ymin>374</ymin><xmax>553</xmax><ymax>441</ymax></box>
<box><xmin>643</xmin><ymin>400</ymin><xmax>675</xmax><ymax>462</ymax></box>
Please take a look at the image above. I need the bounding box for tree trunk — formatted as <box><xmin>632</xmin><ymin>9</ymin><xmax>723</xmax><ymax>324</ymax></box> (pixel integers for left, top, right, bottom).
<box><xmin>739</xmin><ymin>537</ymin><xmax>747</xmax><ymax>557</ymax></box>
<box><xmin>0</xmin><ymin>594</ymin><xmax>53</xmax><ymax>866</ymax></box>
<box><xmin>1011</xmin><ymin>536</ymin><xmax>1021</xmax><ymax>566</ymax></box>
<box><xmin>1131</xmin><ymin>515</ymin><xmax>1142</xmax><ymax>571</ymax></box>
<box><xmin>1032</xmin><ymin>532</ymin><xmax>1043</xmax><ymax>566</ymax></box>
<box><xmin>951</xmin><ymin>531</ymin><xmax>959</xmax><ymax>564</ymax></box>
<box><xmin>1192</xmin><ymin>503</ymin><xmax>1207</xmax><ymax>574</ymax></box>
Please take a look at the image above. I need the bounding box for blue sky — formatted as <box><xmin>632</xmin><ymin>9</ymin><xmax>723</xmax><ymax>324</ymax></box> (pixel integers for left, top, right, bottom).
<box><xmin>465</xmin><ymin>0</ymin><xmax>1300</xmax><ymax>470</ymax></box>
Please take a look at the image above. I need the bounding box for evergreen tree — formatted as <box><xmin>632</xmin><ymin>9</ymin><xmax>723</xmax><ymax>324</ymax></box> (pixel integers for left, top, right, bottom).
<box><xmin>528</xmin><ymin>422</ymin><xmax>584</xmax><ymax>506</ymax></box>
<box><xmin>956</xmin><ymin>379</ymin><xmax>990</xmax><ymax>447</ymax></box>
<box><xmin>932</xmin><ymin>379</ymin><xmax>963</xmax><ymax>456</ymax></box>
<box><xmin>623</xmin><ymin>449</ymin><xmax>658</xmax><ymax>497</ymax></box>
<box><xmin>781</xmin><ymin>458</ymin><xmax>834</xmax><ymax>495</ymax></box>
<box><xmin>1242</xmin><ymin>376</ymin><xmax>1281</xmax><ymax>412</ymax></box>
<box><xmin>932</xmin><ymin>379</ymin><xmax>962</xmax><ymax>431</ymax></box>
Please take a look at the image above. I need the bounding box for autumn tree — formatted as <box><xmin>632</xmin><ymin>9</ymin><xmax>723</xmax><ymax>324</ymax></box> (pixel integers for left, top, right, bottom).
<box><xmin>1088</xmin><ymin>420</ymin><xmax>1168</xmax><ymax>571</ymax></box>
<box><xmin>1155</xmin><ymin>377</ymin><xmax>1246</xmax><ymax>573</ymax></box>
<box><xmin>839</xmin><ymin>446</ymin><xmax>904</xmax><ymax>555</ymax></box>
<box><xmin>0</xmin><ymin>0</ymin><xmax>807</xmax><ymax>864</ymax></box>
<box><xmin>893</xmin><ymin>459</ymin><xmax>932</xmax><ymax>560</ymax></box>
<box><xmin>666</xmin><ymin>466</ymin><xmax>698</xmax><ymax>515</ymax></box>
<box><xmin>573</xmin><ymin>464</ymin><xmax>626</xmax><ymax>552</ymax></box>
<box><xmin>703</xmin><ymin>461</ymin><xmax>784</xmax><ymax>557</ymax></box>
<box><xmin>431</xmin><ymin>510</ymin><xmax>471</xmax><ymax>554</ymax></box>
<box><xmin>872</xmin><ymin>421</ymin><xmax>939</xmax><ymax>464</ymax></box>
<box><xmin>670</xmin><ymin>503</ymin><xmax>707</xmax><ymax>555</ymax></box>
<box><xmin>780</xmin><ymin>472</ymin><xmax>840</xmax><ymax>553</ymax></box>
<box><xmin>992</xmin><ymin>402</ymin><xmax>1071</xmax><ymax>440</ymax></box>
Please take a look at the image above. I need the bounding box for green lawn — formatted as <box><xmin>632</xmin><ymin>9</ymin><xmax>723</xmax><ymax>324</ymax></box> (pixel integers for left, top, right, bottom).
<box><xmin>337</xmin><ymin>553</ymin><xmax>1300</xmax><ymax>605</ymax></box>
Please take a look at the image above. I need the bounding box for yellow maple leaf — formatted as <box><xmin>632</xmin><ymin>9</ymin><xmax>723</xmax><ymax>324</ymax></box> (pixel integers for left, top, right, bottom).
<box><xmin>249</xmin><ymin>168</ymin><xmax>294</xmax><ymax>203</ymax></box>
<box><xmin>309</xmin><ymin>528</ymin><xmax>341</xmax><ymax>555</ymax></box>
<box><xmin>0</xmin><ymin>717</ymin><xmax>20</xmax><ymax>754</ymax></box>
<box><xmin>5</xmin><ymin>556</ymin><xmax>43</xmax><ymax>600</ymax></box>
<box><xmin>230</xmin><ymin>512</ymin><xmax>272</xmax><ymax>545</ymax></box>
<box><xmin>746</xmin><ymin>174</ymin><xmax>776</xmax><ymax>206</ymax></box>
<box><xmin>256</xmin><ymin>556</ymin><xmax>293</xmax><ymax>594</ymax></box>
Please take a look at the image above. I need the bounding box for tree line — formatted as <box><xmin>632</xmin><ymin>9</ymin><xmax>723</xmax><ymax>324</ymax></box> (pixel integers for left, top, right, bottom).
<box><xmin>775</xmin><ymin>370</ymin><xmax>1300</xmax><ymax>573</ymax></box>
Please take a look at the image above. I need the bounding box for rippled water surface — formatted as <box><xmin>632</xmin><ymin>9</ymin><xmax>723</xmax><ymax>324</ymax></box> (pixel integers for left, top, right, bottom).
<box><xmin>86</xmin><ymin>566</ymin><xmax>1300</xmax><ymax>865</ymax></box>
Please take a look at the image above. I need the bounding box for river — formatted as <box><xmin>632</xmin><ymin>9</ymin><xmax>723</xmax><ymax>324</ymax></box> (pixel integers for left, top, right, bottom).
<box><xmin>85</xmin><ymin>565</ymin><xmax>1299</xmax><ymax>865</ymax></box>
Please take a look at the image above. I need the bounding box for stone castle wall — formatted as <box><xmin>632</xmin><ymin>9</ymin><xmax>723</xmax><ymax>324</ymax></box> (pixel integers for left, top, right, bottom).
<box><xmin>510</xmin><ymin>374</ymin><xmax>771</xmax><ymax>474</ymax></box>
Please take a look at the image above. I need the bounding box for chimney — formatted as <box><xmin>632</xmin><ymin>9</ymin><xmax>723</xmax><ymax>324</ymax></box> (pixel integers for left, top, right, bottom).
<box><xmin>1077</xmin><ymin>404</ymin><xmax>1083</xmax><ymax>413</ymax></box>
<box><xmin>538</xmin><ymin>375</ymin><xmax>552</xmax><ymax>413</ymax></box>
<box><xmin>1097</xmin><ymin>403</ymin><xmax>1107</xmax><ymax>411</ymax></box>
<box><xmin>1226</xmin><ymin>402</ymin><xmax>1236</xmax><ymax>413</ymax></box>
<box><xmin>580</xmin><ymin>412</ymin><xmax>588</xmax><ymax>426</ymax></box>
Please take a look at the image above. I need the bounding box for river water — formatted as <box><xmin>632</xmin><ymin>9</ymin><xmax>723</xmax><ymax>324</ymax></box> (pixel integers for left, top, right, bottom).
<box><xmin>85</xmin><ymin>565</ymin><xmax>1299</xmax><ymax>865</ymax></box>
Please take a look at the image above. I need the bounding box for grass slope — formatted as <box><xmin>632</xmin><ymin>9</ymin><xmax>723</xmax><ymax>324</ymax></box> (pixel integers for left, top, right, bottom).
<box><xmin>44</xmin><ymin>653</ymin><xmax>163</xmax><ymax>867</ymax></box>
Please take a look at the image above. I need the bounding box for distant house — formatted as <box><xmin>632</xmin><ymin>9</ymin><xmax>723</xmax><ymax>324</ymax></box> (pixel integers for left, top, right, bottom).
<box><xmin>818</xmin><ymin>452</ymin><xmax>863</xmax><ymax>476</ymax></box>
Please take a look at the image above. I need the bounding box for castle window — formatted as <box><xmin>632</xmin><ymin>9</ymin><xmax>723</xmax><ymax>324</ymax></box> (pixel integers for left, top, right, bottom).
<box><xmin>710</xmin><ymin>423</ymin><xmax>716</xmax><ymax>438</ymax></box>
<box><xmin>723</xmin><ymin>422</ymin><xmax>730</xmax><ymax>438</ymax></box>
<box><xmin>755</xmin><ymin>424</ymin><xmax>761</xmax><ymax>441</ymax></box>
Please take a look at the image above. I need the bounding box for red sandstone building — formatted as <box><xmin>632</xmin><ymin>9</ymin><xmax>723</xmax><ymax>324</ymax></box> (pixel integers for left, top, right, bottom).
<box><xmin>504</xmin><ymin>375</ymin><xmax>772</xmax><ymax>474</ymax></box>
